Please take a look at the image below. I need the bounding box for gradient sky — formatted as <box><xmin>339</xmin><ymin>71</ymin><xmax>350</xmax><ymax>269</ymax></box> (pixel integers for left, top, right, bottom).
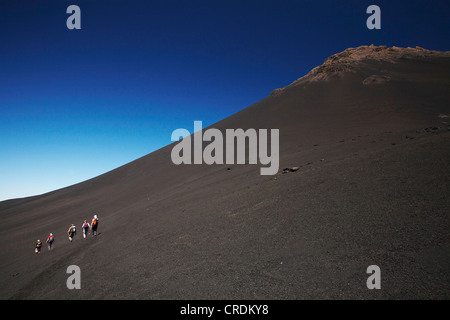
<box><xmin>1</xmin><ymin>0</ymin><xmax>449</xmax><ymax>201</ymax></box>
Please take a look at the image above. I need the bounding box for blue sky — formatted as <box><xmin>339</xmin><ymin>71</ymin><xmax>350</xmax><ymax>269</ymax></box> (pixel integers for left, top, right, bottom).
<box><xmin>1</xmin><ymin>0</ymin><xmax>449</xmax><ymax>201</ymax></box>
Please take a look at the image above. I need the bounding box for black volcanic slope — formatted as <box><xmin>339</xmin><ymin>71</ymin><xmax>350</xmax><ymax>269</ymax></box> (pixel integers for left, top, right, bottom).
<box><xmin>1</xmin><ymin>45</ymin><xmax>449</xmax><ymax>299</ymax></box>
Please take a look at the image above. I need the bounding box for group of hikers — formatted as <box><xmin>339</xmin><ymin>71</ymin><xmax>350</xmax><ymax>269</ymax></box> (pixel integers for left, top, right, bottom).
<box><xmin>34</xmin><ymin>214</ymin><xmax>99</xmax><ymax>254</ymax></box>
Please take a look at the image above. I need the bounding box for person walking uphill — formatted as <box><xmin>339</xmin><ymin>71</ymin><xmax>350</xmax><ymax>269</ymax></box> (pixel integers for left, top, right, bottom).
<box><xmin>67</xmin><ymin>224</ymin><xmax>76</xmax><ymax>242</ymax></box>
<box><xmin>46</xmin><ymin>233</ymin><xmax>55</xmax><ymax>250</ymax></box>
<box><xmin>82</xmin><ymin>220</ymin><xmax>90</xmax><ymax>238</ymax></box>
<box><xmin>35</xmin><ymin>239</ymin><xmax>42</xmax><ymax>254</ymax></box>
<box><xmin>91</xmin><ymin>215</ymin><xmax>99</xmax><ymax>236</ymax></box>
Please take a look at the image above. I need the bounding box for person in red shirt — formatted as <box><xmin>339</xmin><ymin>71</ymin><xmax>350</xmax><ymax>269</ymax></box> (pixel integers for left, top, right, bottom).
<box><xmin>46</xmin><ymin>233</ymin><xmax>55</xmax><ymax>250</ymax></box>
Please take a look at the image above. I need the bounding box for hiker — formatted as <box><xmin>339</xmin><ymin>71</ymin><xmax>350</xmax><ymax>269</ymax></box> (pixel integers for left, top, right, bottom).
<box><xmin>35</xmin><ymin>239</ymin><xmax>42</xmax><ymax>254</ymax></box>
<box><xmin>91</xmin><ymin>215</ymin><xmax>99</xmax><ymax>236</ymax></box>
<box><xmin>67</xmin><ymin>224</ymin><xmax>76</xmax><ymax>242</ymax></box>
<box><xmin>81</xmin><ymin>220</ymin><xmax>90</xmax><ymax>238</ymax></box>
<box><xmin>46</xmin><ymin>233</ymin><xmax>55</xmax><ymax>250</ymax></box>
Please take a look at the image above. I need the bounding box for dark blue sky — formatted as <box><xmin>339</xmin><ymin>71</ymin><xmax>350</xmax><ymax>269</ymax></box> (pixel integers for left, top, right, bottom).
<box><xmin>1</xmin><ymin>0</ymin><xmax>449</xmax><ymax>200</ymax></box>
